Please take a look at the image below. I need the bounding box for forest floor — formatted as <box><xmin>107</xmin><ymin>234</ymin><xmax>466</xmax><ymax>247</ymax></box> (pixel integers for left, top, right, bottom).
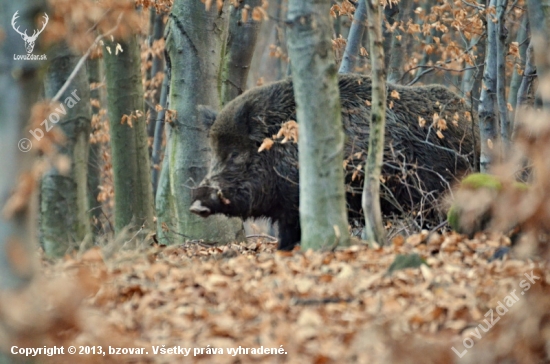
<box><xmin>7</xmin><ymin>232</ymin><xmax>550</xmax><ymax>364</ymax></box>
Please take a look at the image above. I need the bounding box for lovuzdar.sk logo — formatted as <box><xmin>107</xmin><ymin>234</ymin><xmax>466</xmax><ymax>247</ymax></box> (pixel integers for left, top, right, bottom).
<box><xmin>11</xmin><ymin>11</ymin><xmax>48</xmax><ymax>60</ymax></box>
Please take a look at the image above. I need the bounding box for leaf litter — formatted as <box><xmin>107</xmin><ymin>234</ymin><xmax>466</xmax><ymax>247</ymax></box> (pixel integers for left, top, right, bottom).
<box><xmin>2</xmin><ymin>232</ymin><xmax>550</xmax><ymax>363</ymax></box>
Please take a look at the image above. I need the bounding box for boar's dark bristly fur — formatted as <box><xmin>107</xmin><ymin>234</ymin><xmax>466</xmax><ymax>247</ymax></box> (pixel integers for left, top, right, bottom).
<box><xmin>190</xmin><ymin>74</ymin><xmax>479</xmax><ymax>250</ymax></box>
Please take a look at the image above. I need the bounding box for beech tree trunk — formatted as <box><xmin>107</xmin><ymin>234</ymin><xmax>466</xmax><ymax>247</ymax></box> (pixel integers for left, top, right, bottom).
<box><xmin>41</xmin><ymin>44</ymin><xmax>93</xmax><ymax>257</ymax></box>
<box><xmin>507</xmin><ymin>15</ymin><xmax>529</xmax><ymax>123</ymax></box>
<box><xmin>146</xmin><ymin>9</ymin><xmax>166</xmax><ymax>139</ymax></box>
<box><xmin>496</xmin><ymin>0</ymin><xmax>510</xmax><ymax>149</ymax></box>
<box><xmin>248</xmin><ymin>0</ymin><xmax>287</xmax><ymax>86</ymax></box>
<box><xmin>157</xmin><ymin>0</ymin><xmax>245</xmax><ymax>244</ymax></box>
<box><xmin>221</xmin><ymin>0</ymin><xmax>262</xmax><ymax>105</ymax></box>
<box><xmin>151</xmin><ymin>75</ymin><xmax>169</xmax><ymax>196</ymax></box>
<box><xmin>339</xmin><ymin>0</ymin><xmax>367</xmax><ymax>74</ymax></box>
<box><xmin>154</xmin><ymin>128</ymin><xmax>175</xmax><ymax>243</ymax></box>
<box><xmin>514</xmin><ymin>39</ymin><xmax>537</xmax><ymax>129</ymax></box>
<box><xmin>478</xmin><ymin>0</ymin><xmax>498</xmax><ymax>172</ymax></box>
<box><xmin>362</xmin><ymin>0</ymin><xmax>387</xmax><ymax>246</ymax></box>
<box><xmin>103</xmin><ymin>36</ymin><xmax>155</xmax><ymax>233</ymax></box>
<box><xmin>0</xmin><ymin>0</ymin><xmax>41</xmax><ymax>289</ymax></box>
<box><xmin>462</xmin><ymin>13</ymin><xmax>486</xmax><ymax>112</ymax></box>
<box><xmin>286</xmin><ymin>0</ymin><xmax>350</xmax><ymax>250</ymax></box>
<box><xmin>387</xmin><ymin>0</ymin><xmax>412</xmax><ymax>83</ymax></box>
<box><xmin>87</xmin><ymin>57</ymin><xmax>103</xmax><ymax>235</ymax></box>
<box><xmin>526</xmin><ymin>0</ymin><xmax>550</xmax><ymax>107</ymax></box>
<box><xmin>382</xmin><ymin>4</ymin><xmax>399</xmax><ymax>69</ymax></box>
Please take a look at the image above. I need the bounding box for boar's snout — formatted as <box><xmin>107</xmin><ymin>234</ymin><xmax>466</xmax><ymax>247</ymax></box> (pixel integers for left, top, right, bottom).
<box><xmin>190</xmin><ymin>200</ymin><xmax>212</xmax><ymax>218</ymax></box>
<box><xmin>190</xmin><ymin>185</ymin><xmax>230</xmax><ymax>218</ymax></box>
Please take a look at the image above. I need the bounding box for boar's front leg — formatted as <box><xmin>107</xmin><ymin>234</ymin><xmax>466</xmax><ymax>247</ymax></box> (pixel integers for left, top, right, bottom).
<box><xmin>277</xmin><ymin>217</ymin><xmax>300</xmax><ymax>251</ymax></box>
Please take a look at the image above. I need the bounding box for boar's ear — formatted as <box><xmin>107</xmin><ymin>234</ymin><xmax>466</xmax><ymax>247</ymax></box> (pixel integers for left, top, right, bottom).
<box><xmin>197</xmin><ymin>105</ymin><xmax>218</xmax><ymax>131</ymax></box>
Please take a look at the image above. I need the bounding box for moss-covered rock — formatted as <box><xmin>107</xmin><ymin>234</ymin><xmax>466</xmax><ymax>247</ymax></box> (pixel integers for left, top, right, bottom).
<box><xmin>447</xmin><ymin>173</ymin><xmax>529</xmax><ymax>236</ymax></box>
<box><xmin>459</xmin><ymin>173</ymin><xmax>503</xmax><ymax>191</ymax></box>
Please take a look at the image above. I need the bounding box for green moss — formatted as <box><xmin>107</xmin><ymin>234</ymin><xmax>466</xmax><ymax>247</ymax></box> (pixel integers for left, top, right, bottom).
<box><xmin>387</xmin><ymin>253</ymin><xmax>428</xmax><ymax>275</ymax></box>
<box><xmin>460</xmin><ymin>173</ymin><xmax>502</xmax><ymax>191</ymax></box>
<box><xmin>446</xmin><ymin>204</ymin><xmax>461</xmax><ymax>231</ymax></box>
<box><xmin>512</xmin><ymin>181</ymin><xmax>529</xmax><ymax>191</ymax></box>
<box><xmin>447</xmin><ymin>174</ymin><xmax>531</xmax><ymax>236</ymax></box>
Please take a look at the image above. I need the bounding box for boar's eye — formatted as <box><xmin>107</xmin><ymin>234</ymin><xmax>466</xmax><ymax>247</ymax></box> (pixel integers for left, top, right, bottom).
<box><xmin>227</xmin><ymin>151</ymin><xmax>248</xmax><ymax>165</ymax></box>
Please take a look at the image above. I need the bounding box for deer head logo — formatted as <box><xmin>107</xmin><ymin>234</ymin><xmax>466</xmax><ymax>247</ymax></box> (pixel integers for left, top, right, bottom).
<box><xmin>11</xmin><ymin>11</ymin><xmax>49</xmax><ymax>54</ymax></box>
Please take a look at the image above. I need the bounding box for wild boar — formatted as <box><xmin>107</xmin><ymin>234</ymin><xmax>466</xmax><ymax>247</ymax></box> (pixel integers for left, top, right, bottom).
<box><xmin>190</xmin><ymin>74</ymin><xmax>478</xmax><ymax>250</ymax></box>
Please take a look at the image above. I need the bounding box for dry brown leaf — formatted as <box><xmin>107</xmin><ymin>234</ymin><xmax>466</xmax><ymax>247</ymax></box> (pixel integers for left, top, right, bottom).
<box><xmin>258</xmin><ymin>138</ymin><xmax>274</xmax><ymax>152</ymax></box>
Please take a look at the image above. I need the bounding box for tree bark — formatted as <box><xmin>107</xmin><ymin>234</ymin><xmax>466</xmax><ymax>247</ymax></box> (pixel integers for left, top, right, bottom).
<box><xmin>462</xmin><ymin>31</ymin><xmax>486</xmax><ymax>112</ymax></box>
<box><xmin>221</xmin><ymin>0</ymin><xmax>262</xmax><ymax>105</ymax></box>
<box><xmin>248</xmin><ymin>0</ymin><xmax>287</xmax><ymax>86</ymax></box>
<box><xmin>361</xmin><ymin>0</ymin><xmax>386</xmax><ymax>246</ymax></box>
<box><xmin>387</xmin><ymin>0</ymin><xmax>412</xmax><ymax>83</ymax></box>
<box><xmin>507</xmin><ymin>15</ymin><xmax>529</xmax><ymax>122</ymax></box>
<box><xmin>526</xmin><ymin>0</ymin><xmax>550</xmax><ymax>107</ymax></box>
<box><xmin>87</xmin><ymin>57</ymin><xmax>103</xmax><ymax>235</ymax></box>
<box><xmin>146</xmin><ymin>10</ymin><xmax>166</xmax><ymax>139</ymax></box>
<box><xmin>41</xmin><ymin>44</ymin><xmax>93</xmax><ymax>257</ymax></box>
<box><xmin>155</xmin><ymin>132</ymin><xmax>175</xmax><ymax>243</ymax></box>
<box><xmin>221</xmin><ymin>0</ymin><xmax>274</xmax><ymax>237</ymax></box>
<box><xmin>151</xmin><ymin>75</ymin><xmax>169</xmax><ymax>196</ymax></box>
<box><xmin>103</xmin><ymin>36</ymin><xmax>155</xmax><ymax>233</ymax></box>
<box><xmin>496</xmin><ymin>0</ymin><xmax>510</xmax><ymax>149</ymax></box>
<box><xmin>514</xmin><ymin>39</ymin><xmax>537</xmax><ymax>130</ymax></box>
<box><xmin>286</xmin><ymin>0</ymin><xmax>350</xmax><ymax>250</ymax></box>
<box><xmin>0</xmin><ymin>0</ymin><xmax>42</xmax><ymax>289</ymax></box>
<box><xmin>339</xmin><ymin>0</ymin><xmax>367</xmax><ymax>73</ymax></box>
<box><xmin>478</xmin><ymin>0</ymin><xmax>498</xmax><ymax>173</ymax></box>
<box><xmin>382</xmin><ymin>3</ymin><xmax>399</xmax><ymax>69</ymax></box>
<box><xmin>158</xmin><ymin>0</ymin><xmax>245</xmax><ymax>244</ymax></box>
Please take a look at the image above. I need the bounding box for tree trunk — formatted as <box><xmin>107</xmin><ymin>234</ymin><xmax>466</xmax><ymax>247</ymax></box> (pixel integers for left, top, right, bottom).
<box><xmin>87</xmin><ymin>57</ymin><xmax>103</xmax><ymax>236</ymax></box>
<box><xmin>151</xmin><ymin>75</ymin><xmax>169</xmax><ymax>196</ymax></box>
<box><xmin>286</xmin><ymin>0</ymin><xmax>350</xmax><ymax>250</ymax></box>
<box><xmin>248</xmin><ymin>0</ymin><xmax>287</xmax><ymax>86</ymax></box>
<box><xmin>147</xmin><ymin>11</ymin><xmax>167</xmax><ymax>197</ymax></box>
<box><xmin>411</xmin><ymin>2</ymin><xmax>438</xmax><ymax>84</ymax></box>
<box><xmin>339</xmin><ymin>0</ymin><xmax>367</xmax><ymax>73</ymax></box>
<box><xmin>146</xmin><ymin>10</ymin><xmax>166</xmax><ymax>139</ymax></box>
<box><xmin>478</xmin><ymin>0</ymin><xmax>498</xmax><ymax>173</ymax></box>
<box><xmin>462</xmin><ymin>31</ymin><xmax>486</xmax><ymax>112</ymax></box>
<box><xmin>507</xmin><ymin>15</ymin><xmax>529</xmax><ymax>123</ymax></box>
<box><xmin>221</xmin><ymin>0</ymin><xmax>262</xmax><ymax>105</ymax></box>
<box><xmin>40</xmin><ymin>44</ymin><xmax>93</xmax><ymax>257</ymax></box>
<box><xmin>0</xmin><ymin>0</ymin><xmax>42</xmax><ymax>289</ymax></box>
<box><xmin>526</xmin><ymin>0</ymin><xmax>550</xmax><ymax>107</ymax></box>
<box><xmin>361</xmin><ymin>0</ymin><xmax>386</xmax><ymax>246</ymax></box>
<box><xmin>103</xmin><ymin>36</ymin><xmax>155</xmax><ymax>233</ymax></box>
<box><xmin>155</xmin><ymin>133</ymin><xmax>175</xmax><ymax>243</ymax></box>
<box><xmin>382</xmin><ymin>3</ymin><xmax>399</xmax><ymax>69</ymax></box>
<box><xmin>221</xmin><ymin>0</ymin><xmax>274</xmax><ymax>237</ymax></box>
<box><xmin>496</xmin><ymin>0</ymin><xmax>510</xmax><ymax>149</ymax></box>
<box><xmin>514</xmin><ymin>39</ymin><xmax>537</xmax><ymax>130</ymax></box>
<box><xmin>387</xmin><ymin>0</ymin><xmax>412</xmax><ymax>83</ymax></box>
<box><xmin>158</xmin><ymin>0</ymin><xmax>245</xmax><ymax>244</ymax></box>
